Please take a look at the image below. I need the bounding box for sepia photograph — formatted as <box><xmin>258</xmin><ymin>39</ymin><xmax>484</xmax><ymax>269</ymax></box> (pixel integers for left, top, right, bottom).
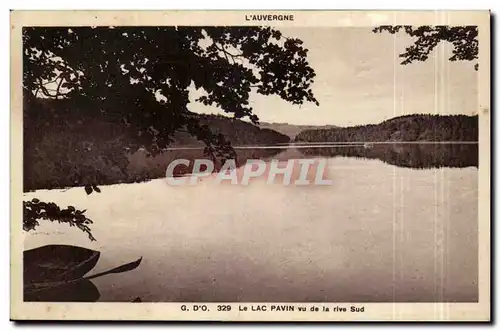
<box><xmin>10</xmin><ymin>10</ymin><xmax>490</xmax><ymax>321</ymax></box>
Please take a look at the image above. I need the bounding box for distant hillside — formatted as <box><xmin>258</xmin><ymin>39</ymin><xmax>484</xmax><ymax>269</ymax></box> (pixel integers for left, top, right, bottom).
<box><xmin>24</xmin><ymin>105</ymin><xmax>290</xmax><ymax>190</ymax></box>
<box><xmin>295</xmin><ymin>114</ymin><xmax>478</xmax><ymax>142</ymax></box>
<box><xmin>171</xmin><ymin>114</ymin><xmax>290</xmax><ymax>147</ymax></box>
<box><xmin>259</xmin><ymin>122</ymin><xmax>338</xmax><ymax>139</ymax></box>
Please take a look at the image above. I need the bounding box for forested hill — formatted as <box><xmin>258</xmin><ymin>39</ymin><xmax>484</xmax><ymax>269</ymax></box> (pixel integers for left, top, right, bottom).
<box><xmin>170</xmin><ymin>114</ymin><xmax>290</xmax><ymax>147</ymax></box>
<box><xmin>24</xmin><ymin>101</ymin><xmax>290</xmax><ymax>190</ymax></box>
<box><xmin>295</xmin><ymin>114</ymin><xmax>478</xmax><ymax>142</ymax></box>
<box><xmin>258</xmin><ymin>122</ymin><xmax>338</xmax><ymax>139</ymax></box>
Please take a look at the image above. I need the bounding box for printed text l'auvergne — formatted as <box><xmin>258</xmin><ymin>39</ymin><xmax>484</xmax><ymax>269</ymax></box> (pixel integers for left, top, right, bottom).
<box><xmin>245</xmin><ymin>14</ymin><xmax>295</xmax><ymax>21</ymax></box>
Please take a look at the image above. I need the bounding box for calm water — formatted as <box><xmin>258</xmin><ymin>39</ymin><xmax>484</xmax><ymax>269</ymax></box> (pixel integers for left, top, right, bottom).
<box><xmin>23</xmin><ymin>144</ymin><xmax>478</xmax><ymax>302</ymax></box>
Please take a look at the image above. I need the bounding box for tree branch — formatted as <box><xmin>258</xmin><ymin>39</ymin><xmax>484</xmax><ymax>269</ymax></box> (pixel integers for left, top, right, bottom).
<box><xmin>55</xmin><ymin>77</ymin><xmax>64</xmax><ymax>99</ymax></box>
<box><xmin>214</xmin><ymin>43</ymin><xmax>244</xmax><ymax>64</ymax></box>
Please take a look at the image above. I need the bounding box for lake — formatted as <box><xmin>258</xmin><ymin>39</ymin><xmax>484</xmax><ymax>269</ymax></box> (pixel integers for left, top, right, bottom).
<box><xmin>22</xmin><ymin>143</ymin><xmax>478</xmax><ymax>302</ymax></box>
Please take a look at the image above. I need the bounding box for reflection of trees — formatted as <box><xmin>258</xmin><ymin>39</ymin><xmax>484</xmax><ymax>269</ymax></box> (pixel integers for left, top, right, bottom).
<box><xmin>25</xmin><ymin>145</ymin><xmax>285</xmax><ymax>187</ymax></box>
<box><xmin>25</xmin><ymin>111</ymin><xmax>289</xmax><ymax>190</ymax></box>
<box><xmin>24</xmin><ymin>278</ymin><xmax>100</xmax><ymax>302</ymax></box>
<box><xmin>129</xmin><ymin>148</ymin><xmax>284</xmax><ymax>179</ymax></box>
<box><xmin>299</xmin><ymin>144</ymin><xmax>478</xmax><ymax>169</ymax></box>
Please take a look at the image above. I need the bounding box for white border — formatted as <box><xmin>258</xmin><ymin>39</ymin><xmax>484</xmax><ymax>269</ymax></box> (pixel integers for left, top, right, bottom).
<box><xmin>3</xmin><ymin>2</ymin><xmax>497</xmax><ymax>330</ymax></box>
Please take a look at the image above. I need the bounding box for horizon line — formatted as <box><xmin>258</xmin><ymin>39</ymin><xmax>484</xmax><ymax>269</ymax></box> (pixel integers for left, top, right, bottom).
<box><xmin>163</xmin><ymin>141</ymin><xmax>478</xmax><ymax>151</ymax></box>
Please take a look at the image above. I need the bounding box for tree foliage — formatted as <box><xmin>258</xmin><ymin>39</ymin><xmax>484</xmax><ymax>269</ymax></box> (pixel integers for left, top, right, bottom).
<box><xmin>23</xmin><ymin>26</ymin><xmax>319</xmax><ymax>238</ymax></box>
<box><xmin>24</xmin><ymin>26</ymin><xmax>318</xmax><ymax>163</ymax></box>
<box><xmin>23</xmin><ymin>198</ymin><xmax>95</xmax><ymax>241</ymax></box>
<box><xmin>373</xmin><ymin>25</ymin><xmax>478</xmax><ymax>70</ymax></box>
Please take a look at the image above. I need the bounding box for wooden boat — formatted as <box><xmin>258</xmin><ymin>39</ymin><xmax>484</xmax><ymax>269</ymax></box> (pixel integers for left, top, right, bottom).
<box><xmin>23</xmin><ymin>244</ymin><xmax>142</xmax><ymax>302</ymax></box>
<box><xmin>24</xmin><ymin>244</ymin><xmax>100</xmax><ymax>285</ymax></box>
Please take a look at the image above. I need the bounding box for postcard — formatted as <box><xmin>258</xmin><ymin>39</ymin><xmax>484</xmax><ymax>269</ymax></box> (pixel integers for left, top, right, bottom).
<box><xmin>10</xmin><ymin>10</ymin><xmax>490</xmax><ymax>322</ymax></box>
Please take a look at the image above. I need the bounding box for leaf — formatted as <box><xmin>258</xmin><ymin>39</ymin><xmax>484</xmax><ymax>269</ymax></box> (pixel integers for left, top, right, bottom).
<box><xmin>92</xmin><ymin>185</ymin><xmax>101</xmax><ymax>193</ymax></box>
<box><xmin>84</xmin><ymin>186</ymin><xmax>93</xmax><ymax>195</ymax></box>
<box><xmin>31</xmin><ymin>198</ymin><xmax>40</xmax><ymax>203</ymax></box>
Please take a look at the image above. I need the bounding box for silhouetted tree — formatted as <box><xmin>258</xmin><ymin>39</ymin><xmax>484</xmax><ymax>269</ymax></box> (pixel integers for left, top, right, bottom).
<box><xmin>23</xmin><ymin>26</ymin><xmax>319</xmax><ymax>239</ymax></box>
<box><xmin>373</xmin><ymin>25</ymin><xmax>478</xmax><ymax>70</ymax></box>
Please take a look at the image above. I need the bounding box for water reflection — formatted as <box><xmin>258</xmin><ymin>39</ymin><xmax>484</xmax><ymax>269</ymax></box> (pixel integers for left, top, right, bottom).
<box><xmin>24</xmin><ymin>279</ymin><xmax>101</xmax><ymax>302</ymax></box>
<box><xmin>23</xmin><ymin>143</ymin><xmax>478</xmax><ymax>303</ymax></box>
<box><xmin>298</xmin><ymin>143</ymin><xmax>478</xmax><ymax>169</ymax></box>
<box><xmin>24</xmin><ymin>281</ymin><xmax>143</xmax><ymax>302</ymax></box>
<box><xmin>129</xmin><ymin>147</ymin><xmax>285</xmax><ymax>179</ymax></box>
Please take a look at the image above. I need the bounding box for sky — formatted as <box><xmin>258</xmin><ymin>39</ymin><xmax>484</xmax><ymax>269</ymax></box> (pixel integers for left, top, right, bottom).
<box><xmin>189</xmin><ymin>27</ymin><xmax>478</xmax><ymax>127</ymax></box>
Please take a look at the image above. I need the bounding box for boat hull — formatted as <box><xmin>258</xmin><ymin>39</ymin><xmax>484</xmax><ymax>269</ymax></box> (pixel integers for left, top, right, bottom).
<box><xmin>23</xmin><ymin>244</ymin><xmax>100</xmax><ymax>284</ymax></box>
